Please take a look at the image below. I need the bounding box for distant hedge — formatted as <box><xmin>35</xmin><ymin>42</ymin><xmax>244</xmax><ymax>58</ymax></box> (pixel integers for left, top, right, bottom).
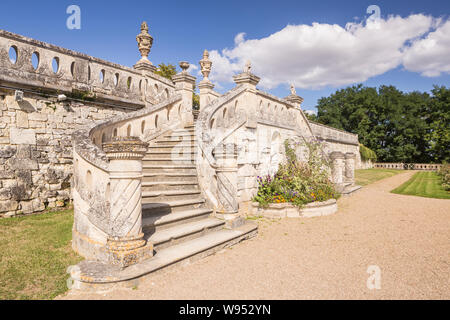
<box><xmin>360</xmin><ymin>144</ymin><xmax>377</xmax><ymax>161</ymax></box>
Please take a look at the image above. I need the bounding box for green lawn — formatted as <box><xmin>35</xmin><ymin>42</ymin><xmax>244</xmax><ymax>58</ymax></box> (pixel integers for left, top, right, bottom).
<box><xmin>391</xmin><ymin>171</ymin><xmax>450</xmax><ymax>199</ymax></box>
<box><xmin>0</xmin><ymin>209</ymin><xmax>81</xmax><ymax>300</ymax></box>
<box><xmin>355</xmin><ymin>168</ymin><xmax>403</xmax><ymax>186</ymax></box>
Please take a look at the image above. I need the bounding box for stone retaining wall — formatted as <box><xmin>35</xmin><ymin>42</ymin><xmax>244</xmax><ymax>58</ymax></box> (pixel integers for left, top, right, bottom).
<box><xmin>249</xmin><ymin>199</ymin><xmax>338</xmax><ymax>218</ymax></box>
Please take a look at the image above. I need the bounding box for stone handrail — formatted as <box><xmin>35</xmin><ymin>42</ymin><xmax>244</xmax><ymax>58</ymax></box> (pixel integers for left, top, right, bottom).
<box><xmin>309</xmin><ymin>121</ymin><xmax>359</xmax><ymax>146</ymax></box>
<box><xmin>0</xmin><ymin>30</ymin><xmax>174</xmax><ymax>109</ymax></box>
<box><xmin>72</xmin><ymin>93</ymin><xmax>185</xmax><ymax>265</ymax></box>
<box><xmin>196</xmin><ymin>75</ymin><xmax>316</xmax><ymax>219</ymax></box>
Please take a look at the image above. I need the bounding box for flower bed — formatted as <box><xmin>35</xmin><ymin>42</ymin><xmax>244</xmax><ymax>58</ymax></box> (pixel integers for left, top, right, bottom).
<box><xmin>249</xmin><ymin>199</ymin><xmax>337</xmax><ymax>219</ymax></box>
<box><xmin>252</xmin><ymin>139</ymin><xmax>340</xmax><ymax>209</ymax></box>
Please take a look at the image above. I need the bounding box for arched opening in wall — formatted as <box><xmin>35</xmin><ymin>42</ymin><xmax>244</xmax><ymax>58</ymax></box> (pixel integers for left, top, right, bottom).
<box><xmin>88</xmin><ymin>66</ymin><xmax>91</xmax><ymax>81</ymax></box>
<box><xmin>154</xmin><ymin>83</ymin><xmax>159</xmax><ymax>95</ymax></box>
<box><xmin>86</xmin><ymin>170</ymin><xmax>92</xmax><ymax>189</ymax></box>
<box><xmin>92</xmin><ymin>137</ymin><xmax>96</xmax><ymax>145</ymax></box>
<box><xmin>31</xmin><ymin>52</ymin><xmax>39</xmax><ymax>70</ymax></box>
<box><xmin>113</xmin><ymin>128</ymin><xmax>118</xmax><ymax>137</ymax></box>
<box><xmin>167</xmin><ymin>106</ymin><xmax>172</xmax><ymax>121</ymax></box>
<box><xmin>127</xmin><ymin>125</ymin><xmax>131</xmax><ymax>136</ymax></box>
<box><xmin>234</xmin><ymin>100</ymin><xmax>238</xmax><ymax>115</ymax></box>
<box><xmin>52</xmin><ymin>57</ymin><xmax>60</xmax><ymax>73</ymax></box>
<box><xmin>114</xmin><ymin>73</ymin><xmax>119</xmax><ymax>87</ymax></box>
<box><xmin>99</xmin><ymin>69</ymin><xmax>105</xmax><ymax>83</ymax></box>
<box><xmin>155</xmin><ymin>115</ymin><xmax>159</xmax><ymax>128</ymax></box>
<box><xmin>9</xmin><ymin>46</ymin><xmax>18</xmax><ymax>64</ymax></box>
<box><xmin>209</xmin><ymin>118</ymin><xmax>215</xmax><ymax>129</ymax></box>
<box><xmin>165</xmin><ymin>88</ymin><xmax>169</xmax><ymax>99</ymax></box>
<box><xmin>127</xmin><ymin>77</ymin><xmax>132</xmax><ymax>90</ymax></box>
<box><xmin>105</xmin><ymin>183</ymin><xmax>110</xmax><ymax>200</ymax></box>
<box><xmin>259</xmin><ymin>100</ymin><xmax>263</xmax><ymax>113</ymax></box>
<box><xmin>223</xmin><ymin>108</ymin><xmax>227</xmax><ymax>120</ymax></box>
<box><xmin>141</xmin><ymin>120</ymin><xmax>145</xmax><ymax>134</ymax></box>
<box><xmin>70</xmin><ymin>61</ymin><xmax>76</xmax><ymax>78</ymax></box>
<box><xmin>178</xmin><ymin>104</ymin><xmax>182</xmax><ymax>119</ymax></box>
<box><xmin>139</xmin><ymin>80</ymin><xmax>142</xmax><ymax>93</ymax></box>
<box><xmin>101</xmin><ymin>133</ymin><xmax>106</xmax><ymax>144</ymax></box>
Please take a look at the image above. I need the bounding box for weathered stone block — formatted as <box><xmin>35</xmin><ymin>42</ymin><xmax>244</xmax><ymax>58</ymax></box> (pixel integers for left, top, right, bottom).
<box><xmin>10</xmin><ymin>127</ymin><xmax>36</xmax><ymax>145</ymax></box>
<box><xmin>16</xmin><ymin>111</ymin><xmax>29</xmax><ymax>128</ymax></box>
<box><xmin>7</xmin><ymin>158</ymin><xmax>38</xmax><ymax>170</ymax></box>
<box><xmin>0</xmin><ymin>200</ymin><xmax>19</xmax><ymax>213</ymax></box>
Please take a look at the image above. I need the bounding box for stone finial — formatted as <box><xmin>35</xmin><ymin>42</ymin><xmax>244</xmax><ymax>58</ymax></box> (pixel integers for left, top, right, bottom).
<box><xmin>290</xmin><ymin>84</ymin><xmax>296</xmax><ymax>95</ymax></box>
<box><xmin>179</xmin><ymin>61</ymin><xmax>190</xmax><ymax>74</ymax></box>
<box><xmin>134</xmin><ymin>21</ymin><xmax>156</xmax><ymax>72</ymax></box>
<box><xmin>199</xmin><ymin>49</ymin><xmax>212</xmax><ymax>82</ymax></box>
<box><xmin>244</xmin><ymin>60</ymin><xmax>251</xmax><ymax>73</ymax></box>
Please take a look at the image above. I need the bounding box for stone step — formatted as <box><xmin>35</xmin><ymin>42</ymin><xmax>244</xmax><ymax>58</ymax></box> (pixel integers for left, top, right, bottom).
<box><xmin>142</xmin><ymin>172</ymin><xmax>198</xmax><ymax>183</ymax></box>
<box><xmin>142</xmin><ymin>198</ymin><xmax>206</xmax><ymax>214</ymax></box>
<box><xmin>142</xmin><ymin>208</ymin><xmax>213</xmax><ymax>232</ymax></box>
<box><xmin>142</xmin><ymin>189</ymin><xmax>201</xmax><ymax>202</ymax></box>
<box><xmin>143</xmin><ymin>164</ymin><xmax>197</xmax><ymax>175</ymax></box>
<box><xmin>145</xmin><ymin>218</ymin><xmax>225</xmax><ymax>250</ymax></box>
<box><xmin>71</xmin><ymin>222</ymin><xmax>258</xmax><ymax>289</ymax></box>
<box><xmin>143</xmin><ymin>151</ymin><xmax>196</xmax><ymax>160</ymax></box>
<box><xmin>142</xmin><ymin>180</ymin><xmax>199</xmax><ymax>192</ymax></box>
<box><xmin>142</xmin><ymin>158</ymin><xmax>196</xmax><ymax>165</ymax></box>
<box><xmin>147</xmin><ymin>145</ymin><xmax>197</xmax><ymax>153</ymax></box>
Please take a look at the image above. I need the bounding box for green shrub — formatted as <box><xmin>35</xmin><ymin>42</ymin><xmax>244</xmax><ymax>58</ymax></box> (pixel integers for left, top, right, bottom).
<box><xmin>438</xmin><ymin>163</ymin><xmax>450</xmax><ymax>191</ymax></box>
<box><xmin>253</xmin><ymin>139</ymin><xmax>340</xmax><ymax>208</ymax></box>
<box><xmin>359</xmin><ymin>144</ymin><xmax>377</xmax><ymax>161</ymax></box>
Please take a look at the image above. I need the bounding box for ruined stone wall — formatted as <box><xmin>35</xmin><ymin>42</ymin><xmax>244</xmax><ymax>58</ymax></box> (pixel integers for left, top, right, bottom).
<box><xmin>0</xmin><ymin>29</ymin><xmax>175</xmax><ymax>217</ymax></box>
<box><xmin>0</xmin><ymin>91</ymin><xmax>132</xmax><ymax>217</ymax></box>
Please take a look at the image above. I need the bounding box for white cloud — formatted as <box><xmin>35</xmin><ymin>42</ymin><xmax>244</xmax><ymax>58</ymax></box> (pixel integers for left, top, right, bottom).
<box><xmin>206</xmin><ymin>14</ymin><xmax>448</xmax><ymax>90</ymax></box>
<box><xmin>187</xmin><ymin>63</ymin><xmax>198</xmax><ymax>74</ymax></box>
<box><xmin>304</xmin><ymin>109</ymin><xmax>317</xmax><ymax>116</ymax></box>
<box><xmin>403</xmin><ymin>20</ymin><xmax>450</xmax><ymax>77</ymax></box>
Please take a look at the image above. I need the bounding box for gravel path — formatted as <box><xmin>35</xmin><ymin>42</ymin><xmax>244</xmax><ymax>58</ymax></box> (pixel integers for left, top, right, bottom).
<box><xmin>60</xmin><ymin>171</ymin><xmax>450</xmax><ymax>300</ymax></box>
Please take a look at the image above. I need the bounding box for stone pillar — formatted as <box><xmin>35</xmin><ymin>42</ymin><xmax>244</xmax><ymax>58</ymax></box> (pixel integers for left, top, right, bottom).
<box><xmin>103</xmin><ymin>137</ymin><xmax>152</xmax><ymax>268</ymax></box>
<box><xmin>330</xmin><ymin>151</ymin><xmax>345</xmax><ymax>191</ymax></box>
<box><xmin>172</xmin><ymin>62</ymin><xmax>196</xmax><ymax>126</ymax></box>
<box><xmin>214</xmin><ymin>143</ymin><xmax>243</xmax><ymax>228</ymax></box>
<box><xmin>345</xmin><ymin>152</ymin><xmax>356</xmax><ymax>185</ymax></box>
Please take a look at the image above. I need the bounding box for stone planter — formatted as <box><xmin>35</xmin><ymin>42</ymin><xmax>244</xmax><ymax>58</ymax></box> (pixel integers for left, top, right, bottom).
<box><xmin>249</xmin><ymin>199</ymin><xmax>337</xmax><ymax>218</ymax></box>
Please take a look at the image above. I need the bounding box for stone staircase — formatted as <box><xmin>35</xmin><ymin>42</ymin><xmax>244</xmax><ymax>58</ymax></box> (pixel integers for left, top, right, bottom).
<box><xmin>138</xmin><ymin>125</ymin><xmax>257</xmax><ymax>268</ymax></box>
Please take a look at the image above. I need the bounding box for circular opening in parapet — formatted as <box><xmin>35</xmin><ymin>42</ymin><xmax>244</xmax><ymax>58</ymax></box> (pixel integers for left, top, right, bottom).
<box><xmin>99</xmin><ymin>69</ymin><xmax>105</xmax><ymax>83</ymax></box>
<box><xmin>31</xmin><ymin>52</ymin><xmax>40</xmax><ymax>70</ymax></box>
<box><xmin>9</xmin><ymin>46</ymin><xmax>18</xmax><ymax>64</ymax></box>
<box><xmin>70</xmin><ymin>61</ymin><xmax>75</xmax><ymax>78</ymax></box>
<box><xmin>114</xmin><ymin>73</ymin><xmax>119</xmax><ymax>87</ymax></box>
<box><xmin>52</xmin><ymin>57</ymin><xmax>60</xmax><ymax>73</ymax></box>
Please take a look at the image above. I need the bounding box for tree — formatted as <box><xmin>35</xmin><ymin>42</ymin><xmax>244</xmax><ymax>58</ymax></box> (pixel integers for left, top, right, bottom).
<box><xmin>315</xmin><ymin>84</ymin><xmax>448</xmax><ymax>163</ymax></box>
<box><xmin>154</xmin><ymin>63</ymin><xmax>177</xmax><ymax>80</ymax></box>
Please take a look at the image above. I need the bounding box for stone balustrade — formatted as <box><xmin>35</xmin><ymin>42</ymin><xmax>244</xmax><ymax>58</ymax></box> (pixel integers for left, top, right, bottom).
<box><xmin>196</xmin><ymin>66</ymin><xmax>316</xmax><ymax>221</ymax></box>
<box><xmin>309</xmin><ymin>121</ymin><xmax>359</xmax><ymax>146</ymax></box>
<box><xmin>0</xmin><ymin>30</ymin><xmax>174</xmax><ymax>108</ymax></box>
<box><xmin>72</xmin><ymin>84</ymin><xmax>193</xmax><ymax>265</ymax></box>
<box><xmin>374</xmin><ymin>163</ymin><xmax>442</xmax><ymax>171</ymax></box>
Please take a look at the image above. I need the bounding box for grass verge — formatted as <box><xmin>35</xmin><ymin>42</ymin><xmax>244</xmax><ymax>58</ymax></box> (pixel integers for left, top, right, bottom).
<box><xmin>391</xmin><ymin>171</ymin><xmax>450</xmax><ymax>199</ymax></box>
<box><xmin>355</xmin><ymin>168</ymin><xmax>403</xmax><ymax>186</ymax></box>
<box><xmin>0</xmin><ymin>209</ymin><xmax>81</xmax><ymax>300</ymax></box>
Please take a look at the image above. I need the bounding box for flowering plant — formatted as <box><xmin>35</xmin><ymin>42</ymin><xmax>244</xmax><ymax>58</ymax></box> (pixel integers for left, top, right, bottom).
<box><xmin>253</xmin><ymin>139</ymin><xmax>340</xmax><ymax>208</ymax></box>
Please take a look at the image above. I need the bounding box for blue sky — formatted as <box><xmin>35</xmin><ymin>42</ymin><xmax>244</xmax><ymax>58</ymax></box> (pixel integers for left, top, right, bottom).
<box><xmin>1</xmin><ymin>0</ymin><xmax>449</xmax><ymax>113</ymax></box>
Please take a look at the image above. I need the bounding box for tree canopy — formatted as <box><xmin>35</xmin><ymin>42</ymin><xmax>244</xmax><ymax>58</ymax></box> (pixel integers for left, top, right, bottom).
<box><xmin>315</xmin><ymin>84</ymin><xmax>449</xmax><ymax>163</ymax></box>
